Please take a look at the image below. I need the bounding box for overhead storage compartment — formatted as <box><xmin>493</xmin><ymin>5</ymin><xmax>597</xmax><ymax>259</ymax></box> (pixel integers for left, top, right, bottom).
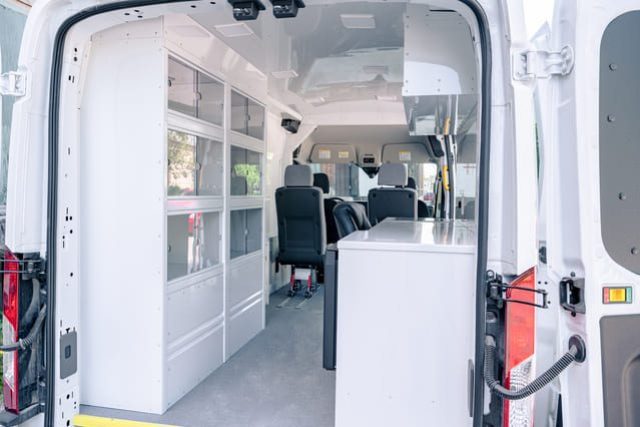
<box><xmin>402</xmin><ymin>6</ymin><xmax>478</xmax><ymax>136</ymax></box>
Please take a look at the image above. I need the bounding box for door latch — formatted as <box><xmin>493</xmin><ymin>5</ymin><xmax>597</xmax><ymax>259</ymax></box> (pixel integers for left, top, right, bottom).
<box><xmin>0</xmin><ymin>71</ymin><xmax>27</xmax><ymax>97</ymax></box>
<box><xmin>512</xmin><ymin>46</ymin><xmax>574</xmax><ymax>81</ymax></box>
<box><xmin>560</xmin><ymin>277</ymin><xmax>585</xmax><ymax>316</ymax></box>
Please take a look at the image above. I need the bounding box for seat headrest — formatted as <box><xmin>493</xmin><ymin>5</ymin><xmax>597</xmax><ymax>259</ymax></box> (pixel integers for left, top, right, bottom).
<box><xmin>407</xmin><ymin>176</ymin><xmax>417</xmax><ymax>190</ymax></box>
<box><xmin>284</xmin><ymin>164</ymin><xmax>313</xmax><ymax>187</ymax></box>
<box><xmin>378</xmin><ymin>163</ymin><xmax>408</xmax><ymax>186</ymax></box>
<box><xmin>313</xmin><ymin>173</ymin><xmax>330</xmax><ymax>194</ymax></box>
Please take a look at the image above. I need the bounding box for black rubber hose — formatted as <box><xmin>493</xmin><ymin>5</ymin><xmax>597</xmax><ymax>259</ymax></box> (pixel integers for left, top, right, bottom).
<box><xmin>0</xmin><ymin>305</ymin><xmax>46</xmax><ymax>352</ymax></box>
<box><xmin>484</xmin><ymin>335</ymin><xmax>578</xmax><ymax>400</ymax></box>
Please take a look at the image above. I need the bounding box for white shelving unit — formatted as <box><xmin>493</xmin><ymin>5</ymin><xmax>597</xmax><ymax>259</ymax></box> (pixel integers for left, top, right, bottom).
<box><xmin>79</xmin><ymin>17</ymin><xmax>268</xmax><ymax>414</ymax></box>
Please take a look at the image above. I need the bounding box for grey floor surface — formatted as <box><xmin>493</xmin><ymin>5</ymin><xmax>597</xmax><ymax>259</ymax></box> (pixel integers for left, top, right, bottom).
<box><xmin>81</xmin><ymin>286</ymin><xmax>335</xmax><ymax>427</ymax></box>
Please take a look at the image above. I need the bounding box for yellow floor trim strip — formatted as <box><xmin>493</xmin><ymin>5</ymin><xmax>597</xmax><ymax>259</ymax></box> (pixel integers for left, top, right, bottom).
<box><xmin>73</xmin><ymin>414</ymin><xmax>180</xmax><ymax>427</ymax></box>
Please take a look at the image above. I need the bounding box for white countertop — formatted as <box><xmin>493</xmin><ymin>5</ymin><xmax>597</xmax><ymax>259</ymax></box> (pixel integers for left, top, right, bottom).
<box><xmin>337</xmin><ymin>218</ymin><xmax>476</xmax><ymax>254</ymax></box>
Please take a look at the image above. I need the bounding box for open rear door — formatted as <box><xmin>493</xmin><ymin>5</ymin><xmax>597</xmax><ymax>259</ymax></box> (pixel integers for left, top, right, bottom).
<box><xmin>537</xmin><ymin>1</ymin><xmax>640</xmax><ymax>425</ymax></box>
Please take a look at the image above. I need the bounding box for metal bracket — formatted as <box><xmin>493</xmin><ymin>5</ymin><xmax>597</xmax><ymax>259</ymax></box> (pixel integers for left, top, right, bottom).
<box><xmin>0</xmin><ymin>71</ymin><xmax>27</xmax><ymax>97</ymax></box>
<box><xmin>513</xmin><ymin>46</ymin><xmax>575</xmax><ymax>81</ymax></box>
<box><xmin>486</xmin><ymin>271</ymin><xmax>549</xmax><ymax>309</ymax></box>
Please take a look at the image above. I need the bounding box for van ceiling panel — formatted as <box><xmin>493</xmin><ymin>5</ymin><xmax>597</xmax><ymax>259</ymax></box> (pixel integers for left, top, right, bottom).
<box><xmin>381</xmin><ymin>143</ymin><xmax>432</xmax><ymax>164</ymax></box>
<box><xmin>309</xmin><ymin>144</ymin><xmax>357</xmax><ymax>164</ymax></box>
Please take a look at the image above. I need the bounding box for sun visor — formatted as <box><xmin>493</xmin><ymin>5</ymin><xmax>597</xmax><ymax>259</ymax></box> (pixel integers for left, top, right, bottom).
<box><xmin>382</xmin><ymin>143</ymin><xmax>431</xmax><ymax>164</ymax></box>
<box><xmin>402</xmin><ymin>6</ymin><xmax>478</xmax><ymax>136</ymax></box>
<box><xmin>309</xmin><ymin>144</ymin><xmax>357</xmax><ymax>163</ymax></box>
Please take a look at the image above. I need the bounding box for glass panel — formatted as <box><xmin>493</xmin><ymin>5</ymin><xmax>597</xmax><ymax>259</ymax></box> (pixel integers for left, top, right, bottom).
<box><xmin>167</xmin><ymin>130</ymin><xmax>196</xmax><ymax>196</ymax></box>
<box><xmin>193</xmin><ymin>211</ymin><xmax>221</xmax><ymax>271</ymax></box>
<box><xmin>196</xmin><ymin>137</ymin><xmax>223</xmax><ymax>196</ymax></box>
<box><xmin>246</xmin><ymin>209</ymin><xmax>262</xmax><ymax>254</ymax></box>
<box><xmin>231</xmin><ymin>90</ymin><xmax>265</xmax><ymax>139</ymax></box>
<box><xmin>168</xmin><ymin>130</ymin><xmax>223</xmax><ymax>197</ymax></box>
<box><xmin>230</xmin><ymin>146</ymin><xmax>262</xmax><ymax>196</ymax></box>
<box><xmin>167</xmin><ymin>212</ymin><xmax>220</xmax><ymax>281</ymax></box>
<box><xmin>231</xmin><ymin>90</ymin><xmax>248</xmax><ymax>134</ymax></box>
<box><xmin>197</xmin><ymin>72</ymin><xmax>224</xmax><ymax>125</ymax></box>
<box><xmin>309</xmin><ymin>163</ymin><xmax>438</xmax><ymax>201</ymax></box>
<box><xmin>230</xmin><ymin>209</ymin><xmax>262</xmax><ymax>259</ymax></box>
<box><xmin>230</xmin><ymin>210</ymin><xmax>247</xmax><ymax>259</ymax></box>
<box><xmin>247</xmin><ymin>98</ymin><xmax>265</xmax><ymax>139</ymax></box>
<box><xmin>1</xmin><ymin>6</ymin><xmax>27</xmax><ymax>208</ymax></box>
<box><xmin>167</xmin><ymin>214</ymin><xmax>194</xmax><ymax>281</ymax></box>
<box><xmin>168</xmin><ymin>58</ymin><xmax>197</xmax><ymax>117</ymax></box>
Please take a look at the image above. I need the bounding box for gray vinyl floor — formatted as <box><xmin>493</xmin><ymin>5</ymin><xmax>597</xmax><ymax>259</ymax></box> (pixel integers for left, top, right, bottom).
<box><xmin>81</xmin><ymin>286</ymin><xmax>335</xmax><ymax>427</ymax></box>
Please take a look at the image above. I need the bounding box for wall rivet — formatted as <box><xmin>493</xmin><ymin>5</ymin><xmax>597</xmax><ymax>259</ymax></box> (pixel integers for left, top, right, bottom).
<box><xmin>609</xmin><ymin>63</ymin><xmax>618</xmax><ymax>71</ymax></box>
<box><xmin>619</xmin><ymin>192</ymin><xmax>627</xmax><ymax>200</ymax></box>
<box><xmin>632</xmin><ymin>247</ymin><xmax>639</xmax><ymax>256</ymax></box>
<box><xmin>607</xmin><ymin>114</ymin><xmax>616</xmax><ymax>122</ymax></box>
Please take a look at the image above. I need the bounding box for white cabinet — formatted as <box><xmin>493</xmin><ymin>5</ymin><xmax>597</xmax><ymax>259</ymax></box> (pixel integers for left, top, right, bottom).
<box><xmin>79</xmin><ymin>18</ymin><xmax>266</xmax><ymax>415</ymax></box>
<box><xmin>335</xmin><ymin>219</ymin><xmax>476</xmax><ymax>427</ymax></box>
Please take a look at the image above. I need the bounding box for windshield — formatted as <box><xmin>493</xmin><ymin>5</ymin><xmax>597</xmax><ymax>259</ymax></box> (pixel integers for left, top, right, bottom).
<box><xmin>309</xmin><ymin>163</ymin><xmax>437</xmax><ymax>202</ymax></box>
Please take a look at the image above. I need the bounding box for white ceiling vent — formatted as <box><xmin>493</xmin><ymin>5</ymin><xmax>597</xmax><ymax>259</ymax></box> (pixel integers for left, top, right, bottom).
<box><xmin>214</xmin><ymin>23</ymin><xmax>254</xmax><ymax>38</ymax></box>
<box><xmin>271</xmin><ymin>70</ymin><xmax>299</xmax><ymax>79</ymax></box>
<box><xmin>340</xmin><ymin>14</ymin><xmax>376</xmax><ymax>29</ymax></box>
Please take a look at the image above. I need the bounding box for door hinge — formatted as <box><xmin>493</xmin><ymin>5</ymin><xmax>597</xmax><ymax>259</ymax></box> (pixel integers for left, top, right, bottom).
<box><xmin>486</xmin><ymin>270</ymin><xmax>549</xmax><ymax>309</ymax></box>
<box><xmin>512</xmin><ymin>46</ymin><xmax>574</xmax><ymax>81</ymax></box>
<box><xmin>0</xmin><ymin>71</ymin><xmax>27</xmax><ymax>97</ymax></box>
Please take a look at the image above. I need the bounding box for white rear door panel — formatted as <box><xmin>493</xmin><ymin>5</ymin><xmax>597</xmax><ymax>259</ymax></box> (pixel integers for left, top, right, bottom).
<box><xmin>539</xmin><ymin>1</ymin><xmax>640</xmax><ymax>425</ymax></box>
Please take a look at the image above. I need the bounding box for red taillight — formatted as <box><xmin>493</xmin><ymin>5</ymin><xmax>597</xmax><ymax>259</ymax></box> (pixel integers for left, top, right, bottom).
<box><xmin>3</xmin><ymin>249</ymin><xmax>20</xmax><ymax>413</ymax></box>
<box><xmin>503</xmin><ymin>267</ymin><xmax>536</xmax><ymax>427</ymax></box>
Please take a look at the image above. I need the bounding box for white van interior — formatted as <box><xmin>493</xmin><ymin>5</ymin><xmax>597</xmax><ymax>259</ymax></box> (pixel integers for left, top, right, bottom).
<box><xmin>62</xmin><ymin>2</ymin><xmax>481</xmax><ymax>424</ymax></box>
<box><xmin>10</xmin><ymin>0</ymin><xmax>638</xmax><ymax>426</ymax></box>
<box><xmin>5</xmin><ymin>0</ymin><xmax>490</xmax><ymax>425</ymax></box>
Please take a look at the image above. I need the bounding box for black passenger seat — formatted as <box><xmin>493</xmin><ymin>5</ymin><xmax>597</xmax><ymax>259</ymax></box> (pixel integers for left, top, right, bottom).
<box><xmin>313</xmin><ymin>173</ymin><xmax>343</xmax><ymax>244</ymax></box>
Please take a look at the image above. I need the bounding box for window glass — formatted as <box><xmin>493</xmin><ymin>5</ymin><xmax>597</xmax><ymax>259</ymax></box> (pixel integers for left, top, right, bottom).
<box><xmin>168</xmin><ymin>130</ymin><xmax>223</xmax><ymax>197</ymax></box>
<box><xmin>230</xmin><ymin>208</ymin><xmax>262</xmax><ymax>259</ymax></box>
<box><xmin>197</xmin><ymin>72</ymin><xmax>224</xmax><ymax>126</ymax></box>
<box><xmin>309</xmin><ymin>163</ymin><xmax>438</xmax><ymax>200</ymax></box>
<box><xmin>167</xmin><ymin>211</ymin><xmax>221</xmax><ymax>281</ymax></box>
<box><xmin>0</xmin><ymin>5</ymin><xmax>27</xmax><ymax>209</ymax></box>
<box><xmin>231</xmin><ymin>91</ymin><xmax>247</xmax><ymax>134</ymax></box>
<box><xmin>455</xmin><ymin>163</ymin><xmax>476</xmax><ymax>199</ymax></box>
<box><xmin>247</xmin><ymin>98</ymin><xmax>265</xmax><ymax>139</ymax></box>
<box><xmin>168</xmin><ymin>58</ymin><xmax>224</xmax><ymax>126</ymax></box>
<box><xmin>168</xmin><ymin>58</ymin><xmax>197</xmax><ymax>117</ymax></box>
<box><xmin>230</xmin><ymin>146</ymin><xmax>262</xmax><ymax>196</ymax></box>
<box><xmin>407</xmin><ymin>163</ymin><xmax>438</xmax><ymax>205</ymax></box>
<box><xmin>196</xmin><ymin>136</ymin><xmax>224</xmax><ymax>196</ymax></box>
<box><xmin>231</xmin><ymin>90</ymin><xmax>264</xmax><ymax>139</ymax></box>
<box><xmin>229</xmin><ymin>210</ymin><xmax>246</xmax><ymax>259</ymax></box>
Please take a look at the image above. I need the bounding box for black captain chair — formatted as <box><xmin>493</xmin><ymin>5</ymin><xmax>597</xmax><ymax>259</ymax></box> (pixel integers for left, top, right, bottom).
<box><xmin>367</xmin><ymin>163</ymin><xmax>418</xmax><ymax>225</ymax></box>
<box><xmin>407</xmin><ymin>176</ymin><xmax>433</xmax><ymax>218</ymax></box>
<box><xmin>334</xmin><ymin>202</ymin><xmax>371</xmax><ymax>238</ymax></box>
<box><xmin>276</xmin><ymin>165</ymin><xmax>326</xmax><ymax>298</ymax></box>
<box><xmin>313</xmin><ymin>172</ymin><xmax>343</xmax><ymax>245</ymax></box>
